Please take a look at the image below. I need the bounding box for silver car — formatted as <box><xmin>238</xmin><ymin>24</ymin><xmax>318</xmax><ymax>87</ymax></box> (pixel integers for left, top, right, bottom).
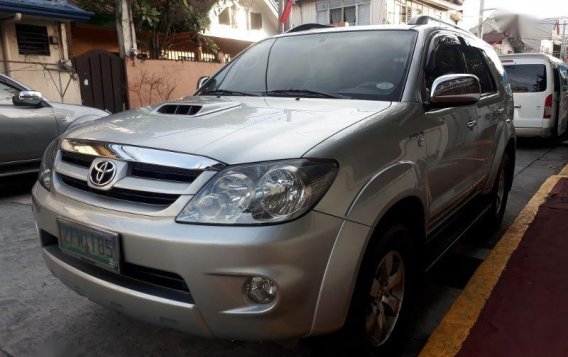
<box><xmin>0</xmin><ymin>74</ymin><xmax>107</xmax><ymax>177</ymax></box>
<box><xmin>33</xmin><ymin>17</ymin><xmax>515</xmax><ymax>355</ymax></box>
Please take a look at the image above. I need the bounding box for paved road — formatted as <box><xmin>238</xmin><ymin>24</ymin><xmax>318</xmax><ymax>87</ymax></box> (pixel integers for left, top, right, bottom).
<box><xmin>1</xmin><ymin>141</ymin><xmax>568</xmax><ymax>357</ymax></box>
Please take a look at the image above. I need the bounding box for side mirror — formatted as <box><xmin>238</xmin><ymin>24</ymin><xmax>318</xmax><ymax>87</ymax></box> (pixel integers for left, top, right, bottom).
<box><xmin>196</xmin><ymin>76</ymin><xmax>210</xmax><ymax>90</ymax></box>
<box><xmin>430</xmin><ymin>74</ymin><xmax>481</xmax><ymax>107</ymax></box>
<box><xmin>13</xmin><ymin>90</ymin><xmax>44</xmax><ymax>107</ymax></box>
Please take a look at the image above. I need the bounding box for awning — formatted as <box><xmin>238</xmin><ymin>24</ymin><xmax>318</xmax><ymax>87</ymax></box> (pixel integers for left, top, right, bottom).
<box><xmin>0</xmin><ymin>0</ymin><xmax>93</xmax><ymax>22</ymax></box>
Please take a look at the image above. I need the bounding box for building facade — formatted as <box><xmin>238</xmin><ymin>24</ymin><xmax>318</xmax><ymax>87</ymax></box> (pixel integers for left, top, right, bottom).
<box><xmin>289</xmin><ymin>0</ymin><xmax>464</xmax><ymax>29</ymax></box>
<box><xmin>0</xmin><ymin>0</ymin><xmax>92</xmax><ymax>104</ymax></box>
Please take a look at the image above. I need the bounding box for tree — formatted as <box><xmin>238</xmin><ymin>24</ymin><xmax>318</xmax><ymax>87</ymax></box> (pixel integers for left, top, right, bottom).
<box><xmin>76</xmin><ymin>0</ymin><xmax>219</xmax><ymax>59</ymax></box>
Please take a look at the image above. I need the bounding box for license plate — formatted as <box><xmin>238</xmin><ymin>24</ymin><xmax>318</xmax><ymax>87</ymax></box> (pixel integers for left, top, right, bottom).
<box><xmin>57</xmin><ymin>218</ymin><xmax>120</xmax><ymax>273</ymax></box>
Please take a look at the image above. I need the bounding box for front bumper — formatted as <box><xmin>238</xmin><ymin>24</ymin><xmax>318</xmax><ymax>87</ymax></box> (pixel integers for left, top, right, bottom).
<box><xmin>32</xmin><ymin>183</ymin><xmax>345</xmax><ymax>340</ymax></box>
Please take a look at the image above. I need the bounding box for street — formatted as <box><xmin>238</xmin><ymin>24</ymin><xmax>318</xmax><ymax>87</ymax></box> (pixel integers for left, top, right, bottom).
<box><xmin>1</xmin><ymin>141</ymin><xmax>568</xmax><ymax>357</ymax></box>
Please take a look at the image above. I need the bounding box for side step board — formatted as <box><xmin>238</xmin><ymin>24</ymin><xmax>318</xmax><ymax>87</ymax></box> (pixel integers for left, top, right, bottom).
<box><xmin>424</xmin><ymin>199</ymin><xmax>492</xmax><ymax>271</ymax></box>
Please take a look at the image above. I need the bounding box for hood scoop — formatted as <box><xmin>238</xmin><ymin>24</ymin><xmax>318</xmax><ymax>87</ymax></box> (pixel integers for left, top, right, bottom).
<box><xmin>157</xmin><ymin>104</ymin><xmax>202</xmax><ymax>115</ymax></box>
<box><xmin>155</xmin><ymin>101</ymin><xmax>241</xmax><ymax>117</ymax></box>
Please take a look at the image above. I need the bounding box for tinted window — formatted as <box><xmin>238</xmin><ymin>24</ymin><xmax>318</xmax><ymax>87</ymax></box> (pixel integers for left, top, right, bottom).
<box><xmin>503</xmin><ymin>64</ymin><xmax>547</xmax><ymax>93</ymax></box>
<box><xmin>462</xmin><ymin>47</ymin><xmax>496</xmax><ymax>94</ymax></box>
<box><xmin>425</xmin><ymin>35</ymin><xmax>463</xmax><ymax>89</ymax></box>
<box><xmin>200</xmin><ymin>30</ymin><xmax>417</xmax><ymax>101</ymax></box>
<box><xmin>0</xmin><ymin>82</ymin><xmax>18</xmax><ymax>105</ymax></box>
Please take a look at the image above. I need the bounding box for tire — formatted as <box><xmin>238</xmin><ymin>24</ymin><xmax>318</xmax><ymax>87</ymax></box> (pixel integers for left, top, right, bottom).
<box><xmin>313</xmin><ymin>222</ymin><xmax>418</xmax><ymax>356</ymax></box>
<box><xmin>484</xmin><ymin>152</ymin><xmax>511</xmax><ymax>231</ymax></box>
<box><xmin>545</xmin><ymin>119</ymin><xmax>559</xmax><ymax>147</ymax></box>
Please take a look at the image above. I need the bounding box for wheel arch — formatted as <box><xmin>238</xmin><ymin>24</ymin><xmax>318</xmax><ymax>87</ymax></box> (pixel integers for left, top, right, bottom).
<box><xmin>309</xmin><ymin>194</ymin><xmax>427</xmax><ymax>336</ymax></box>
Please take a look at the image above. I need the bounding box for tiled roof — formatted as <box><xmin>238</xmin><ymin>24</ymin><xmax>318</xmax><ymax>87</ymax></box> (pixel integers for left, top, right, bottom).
<box><xmin>0</xmin><ymin>0</ymin><xmax>93</xmax><ymax>21</ymax></box>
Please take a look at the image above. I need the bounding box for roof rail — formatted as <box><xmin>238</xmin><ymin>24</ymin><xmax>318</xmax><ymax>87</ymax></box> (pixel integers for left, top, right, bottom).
<box><xmin>408</xmin><ymin>15</ymin><xmax>465</xmax><ymax>32</ymax></box>
<box><xmin>286</xmin><ymin>23</ymin><xmax>333</xmax><ymax>33</ymax></box>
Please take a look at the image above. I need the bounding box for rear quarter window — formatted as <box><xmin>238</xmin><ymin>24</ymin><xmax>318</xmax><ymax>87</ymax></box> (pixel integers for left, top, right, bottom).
<box><xmin>503</xmin><ymin>64</ymin><xmax>547</xmax><ymax>93</ymax></box>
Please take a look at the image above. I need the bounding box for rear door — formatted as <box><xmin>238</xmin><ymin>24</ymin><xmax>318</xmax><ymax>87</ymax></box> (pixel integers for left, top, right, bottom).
<box><xmin>461</xmin><ymin>44</ymin><xmax>502</xmax><ymax>181</ymax></box>
<box><xmin>502</xmin><ymin>60</ymin><xmax>549</xmax><ymax>129</ymax></box>
<box><xmin>0</xmin><ymin>80</ymin><xmax>58</xmax><ymax>164</ymax></box>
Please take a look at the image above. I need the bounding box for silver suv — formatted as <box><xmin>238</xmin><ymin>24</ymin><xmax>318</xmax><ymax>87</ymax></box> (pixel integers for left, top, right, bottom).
<box><xmin>33</xmin><ymin>17</ymin><xmax>515</xmax><ymax>355</ymax></box>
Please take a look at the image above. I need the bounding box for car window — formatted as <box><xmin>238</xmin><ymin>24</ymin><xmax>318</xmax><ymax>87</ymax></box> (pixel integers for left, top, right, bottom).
<box><xmin>0</xmin><ymin>82</ymin><xmax>18</xmax><ymax>105</ymax></box>
<box><xmin>462</xmin><ymin>46</ymin><xmax>496</xmax><ymax>94</ymax></box>
<box><xmin>425</xmin><ymin>34</ymin><xmax>464</xmax><ymax>91</ymax></box>
<box><xmin>199</xmin><ymin>30</ymin><xmax>418</xmax><ymax>101</ymax></box>
<box><xmin>502</xmin><ymin>64</ymin><xmax>547</xmax><ymax>93</ymax></box>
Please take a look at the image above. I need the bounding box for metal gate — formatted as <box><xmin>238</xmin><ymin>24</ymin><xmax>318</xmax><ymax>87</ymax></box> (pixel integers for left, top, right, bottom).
<box><xmin>73</xmin><ymin>50</ymin><xmax>127</xmax><ymax>113</ymax></box>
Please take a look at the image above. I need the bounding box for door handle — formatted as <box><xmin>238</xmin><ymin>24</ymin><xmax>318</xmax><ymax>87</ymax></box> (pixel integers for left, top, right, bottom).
<box><xmin>466</xmin><ymin>120</ymin><xmax>477</xmax><ymax>129</ymax></box>
<box><xmin>514</xmin><ymin>105</ymin><xmax>522</xmax><ymax>109</ymax></box>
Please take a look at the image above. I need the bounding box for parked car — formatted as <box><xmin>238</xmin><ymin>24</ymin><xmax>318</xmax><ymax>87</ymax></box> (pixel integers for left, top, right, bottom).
<box><xmin>32</xmin><ymin>17</ymin><xmax>515</xmax><ymax>355</ymax></box>
<box><xmin>500</xmin><ymin>53</ymin><xmax>568</xmax><ymax>143</ymax></box>
<box><xmin>0</xmin><ymin>73</ymin><xmax>108</xmax><ymax>177</ymax></box>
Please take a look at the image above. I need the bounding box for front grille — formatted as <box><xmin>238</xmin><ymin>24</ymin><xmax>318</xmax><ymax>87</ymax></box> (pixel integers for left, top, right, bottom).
<box><xmin>130</xmin><ymin>162</ymin><xmax>200</xmax><ymax>183</ymax></box>
<box><xmin>122</xmin><ymin>263</ymin><xmax>190</xmax><ymax>293</ymax></box>
<box><xmin>61</xmin><ymin>151</ymin><xmax>93</xmax><ymax>168</ymax></box>
<box><xmin>61</xmin><ymin>151</ymin><xmax>199</xmax><ymax>184</ymax></box>
<box><xmin>60</xmin><ymin>174</ymin><xmax>180</xmax><ymax>206</ymax></box>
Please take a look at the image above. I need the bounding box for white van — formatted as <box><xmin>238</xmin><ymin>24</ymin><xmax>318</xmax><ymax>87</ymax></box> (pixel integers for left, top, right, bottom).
<box><xmin>500</xmin><ymin>53</ymin><xmax>568</xmax><ymax>143</ymax></box>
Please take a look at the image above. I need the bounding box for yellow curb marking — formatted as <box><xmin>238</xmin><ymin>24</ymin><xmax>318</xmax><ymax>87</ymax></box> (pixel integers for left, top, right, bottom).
<box><xmin>419</xmin><ymin>169</ymin><xmax>568</xmax><ymax>357</ymax></box>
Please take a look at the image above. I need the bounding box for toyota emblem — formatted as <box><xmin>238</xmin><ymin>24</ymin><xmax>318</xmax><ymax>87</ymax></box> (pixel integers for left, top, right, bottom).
<box><xmin>89</xmin><ymin>160</ymin><xmax>117</xmax><ymax>186</ymax></box>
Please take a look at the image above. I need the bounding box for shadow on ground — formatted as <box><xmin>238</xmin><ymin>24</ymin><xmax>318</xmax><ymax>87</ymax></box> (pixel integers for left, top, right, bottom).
<box><xmin>0</xmin><ymin>173</ymin><xmax>36</xmax><ymax>198</ymax></box>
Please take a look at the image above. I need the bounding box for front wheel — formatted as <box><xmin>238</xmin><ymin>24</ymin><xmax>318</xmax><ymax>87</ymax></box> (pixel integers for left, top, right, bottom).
<box><xmin>315</xmin><ymin>223</ymin><xmax>418</xmax><ymax>356</ymax></box>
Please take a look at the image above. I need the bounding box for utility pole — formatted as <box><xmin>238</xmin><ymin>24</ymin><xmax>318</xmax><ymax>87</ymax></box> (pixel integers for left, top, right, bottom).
<box><xmin>477</xmin><ymin>0</ymin><xmax>485</xmax><ymax>39</ymax></box>
<box><xmin>562</xmin><ymin>21</ymin><xmax>567</xmax><ymax>61</ymax></box>
<box><xmin>278</xmin><ymin>0</ymin><xmax>285</xmax><ymax>33</ymax></box>
<box><xmin>115</xmin><ymin>0</ymin><xmax>137</xmax><ymax>58</ymax></box>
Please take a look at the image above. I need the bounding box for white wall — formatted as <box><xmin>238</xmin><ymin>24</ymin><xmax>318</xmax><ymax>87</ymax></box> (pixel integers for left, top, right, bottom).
<box><xmin>290</xmin><ymin>0</ymin><xmax>460</xmax><ymax>27</ymax></box>
<box><xmin>207</xmin><ymin>0</ymin><xmax>278</xmax><ymax>42</ymax></box>
<box><xmin>0</xmin><ymin>17</ymin><xmax>81</xmax><ymax>104</ymax></box>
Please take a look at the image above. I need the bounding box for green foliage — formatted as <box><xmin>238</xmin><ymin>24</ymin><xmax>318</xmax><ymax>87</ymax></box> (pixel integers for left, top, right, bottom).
<box><xmin>75</xmin><ymin>0</ymin><xmax>220</xmax><ymax>56</ymax></box>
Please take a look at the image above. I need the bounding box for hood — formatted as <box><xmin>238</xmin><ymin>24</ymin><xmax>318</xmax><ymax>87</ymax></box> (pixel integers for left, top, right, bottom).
<box><xmin>65</xmin><ymin>96</ymin><xmax>391</xmax><ymax>164</ymax></box>
<box><xmin>50</xmin><ymin>101</ymin><xmax>109</xmax><ymax>119</ymax></box>
<box><xmin>49</xmin><ymin>101</ymin><xmax>109</xmax><ymax>132</ymax></box>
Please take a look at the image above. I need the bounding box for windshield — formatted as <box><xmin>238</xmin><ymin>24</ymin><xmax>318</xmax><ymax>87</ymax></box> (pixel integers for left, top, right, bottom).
<box><xmin>198</xmin><ymin>30</ymin><xmax>417</xmax><ymax>101</ymax></box>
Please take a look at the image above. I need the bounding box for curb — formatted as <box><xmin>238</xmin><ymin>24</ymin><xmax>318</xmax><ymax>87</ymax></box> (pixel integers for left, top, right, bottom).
<box><xmin>419</xmin><ymin>168</ymin><xmax>568</xmax><ymax>357</ymax></box>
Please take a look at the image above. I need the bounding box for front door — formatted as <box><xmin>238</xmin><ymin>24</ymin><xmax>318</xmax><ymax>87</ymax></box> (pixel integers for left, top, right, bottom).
<box><xmin>422</xmin><ymin>33</ymin><xmax>482</xmax><ymax>225</ymax></box>
<box><xmin>0</xmin><ymin>81</ymin><xmax>58</xmax><ymax>164</ymax></box>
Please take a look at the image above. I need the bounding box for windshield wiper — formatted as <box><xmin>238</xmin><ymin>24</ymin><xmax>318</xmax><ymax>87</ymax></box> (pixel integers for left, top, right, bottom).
<box><xmin>200</xmin><ymin>89</ymin><xmax>260</xmax><ymax>97</ymax></box>
<box><xmin>264</xmin><ymin>89</ymin><xmax>348</xmax><ymax>99</ymax></box>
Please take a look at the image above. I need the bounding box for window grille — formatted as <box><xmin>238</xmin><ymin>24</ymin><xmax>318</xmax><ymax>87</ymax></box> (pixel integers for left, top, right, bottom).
<box><xmin>16</xmin><ymin>24</ymin><xmax>50</xmax><ymax>56</ymax></box>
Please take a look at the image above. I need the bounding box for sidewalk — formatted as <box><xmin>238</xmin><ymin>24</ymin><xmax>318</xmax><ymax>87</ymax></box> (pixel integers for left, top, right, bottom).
<box><xmin>420</xmin><ymin>165</ymin><xmax>568</xmax><ymax>357</ymax></box>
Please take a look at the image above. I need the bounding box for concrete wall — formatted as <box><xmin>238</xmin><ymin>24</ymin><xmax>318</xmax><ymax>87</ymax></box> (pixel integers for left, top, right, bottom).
<box><xmin>0</xmin><ymin>18</ymin><xmax>81</xmax><ymax>104</ymax></box>
<box><xmin>125</xmin><ymin>59</ymin><xmax>223</xmax><ymax>109</ymax></box>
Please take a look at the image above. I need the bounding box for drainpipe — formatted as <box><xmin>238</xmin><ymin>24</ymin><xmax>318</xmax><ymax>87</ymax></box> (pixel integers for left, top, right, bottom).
<box><xmin>1</xmin><ymin>13</ymin><xmax>22</xmax><ymax>75</ymax></box>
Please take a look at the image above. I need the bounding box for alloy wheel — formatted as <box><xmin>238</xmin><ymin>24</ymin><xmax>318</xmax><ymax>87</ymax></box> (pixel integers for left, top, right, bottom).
<box><xmin>366</xmin><ymin>250</ymin><xmax>405</xmax><ymax>346</ymax></box>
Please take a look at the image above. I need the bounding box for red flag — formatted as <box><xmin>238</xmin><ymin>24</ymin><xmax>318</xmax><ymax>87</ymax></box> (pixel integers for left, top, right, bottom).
<box><xmin>280</xmin><ymin>0</ymin><xmax>293</xmax><ymax>24</ymax></box>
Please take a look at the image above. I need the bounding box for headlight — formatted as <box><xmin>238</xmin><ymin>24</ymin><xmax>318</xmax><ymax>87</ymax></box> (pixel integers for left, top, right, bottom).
<box><xmin>38</xmin><ymin>139</ymin><xmax>59</xmax><ymax>191</ymax></box>
<box><xmin>177</xmin><ymin>159</ymin><xmax>337</xmax><ymax>225</ymax></box>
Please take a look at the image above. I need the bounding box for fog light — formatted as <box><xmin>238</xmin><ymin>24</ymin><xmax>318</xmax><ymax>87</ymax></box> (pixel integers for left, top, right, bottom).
<box><xmin>244</xmin><ymin>276</ymin><xmax>277</xmax><ymax>304</ymax></box>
